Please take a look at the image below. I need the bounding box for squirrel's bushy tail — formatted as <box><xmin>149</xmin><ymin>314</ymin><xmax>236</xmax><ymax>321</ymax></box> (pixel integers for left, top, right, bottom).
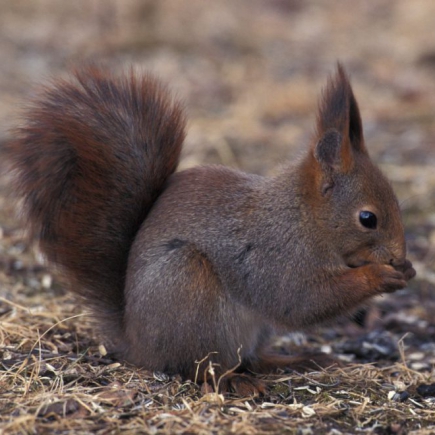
<box><xmin>8</xmin><ymin>67</ymin><xmax>185</xmax><ymax>345</ymax></box>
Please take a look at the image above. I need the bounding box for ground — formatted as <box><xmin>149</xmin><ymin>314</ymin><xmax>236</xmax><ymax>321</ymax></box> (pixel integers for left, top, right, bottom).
<box><xmin>0</xmin><ymin>1</ymin><xmax>434</xmax><ymax>434</ymax></box>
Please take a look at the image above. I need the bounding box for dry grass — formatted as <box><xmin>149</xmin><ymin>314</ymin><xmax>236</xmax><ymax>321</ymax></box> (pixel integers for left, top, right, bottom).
<box><xmin>1</xmin><ymin>300</ymin><xmax>435</xmax><ymax>435</ymax></box>
<box><xmin>1</xmin><ymin>342</ymin><xmax>435</xmax><ymax>434</ymax></box>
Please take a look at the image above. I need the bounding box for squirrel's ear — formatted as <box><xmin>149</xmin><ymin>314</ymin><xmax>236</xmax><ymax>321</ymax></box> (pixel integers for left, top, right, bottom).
<box><xmin>314</xmin><ymin>64</ymin><xmax>368</xmax><ymax>173</ymax></box>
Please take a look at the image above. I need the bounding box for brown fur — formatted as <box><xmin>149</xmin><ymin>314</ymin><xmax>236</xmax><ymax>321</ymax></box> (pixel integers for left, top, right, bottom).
<box><xmin>8</xmin><ymin>66</ymin><xmax>185</xmax><ymax>349</ymax></box>
<box><xmin>8</xmin><ymin>64</ymin><xmax>415</xmax><ymax>391</ymax></box>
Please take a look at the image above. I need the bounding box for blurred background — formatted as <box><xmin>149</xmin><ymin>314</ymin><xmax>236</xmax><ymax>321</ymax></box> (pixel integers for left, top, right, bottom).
<box><xmin>0</xmin><ymin>4</ymin><xmax>434</xmax><ymax>432</ymax></box>
<box><xmin>0</xmin><ymin>0</ymin><xmax>434</xmax><ymax>303</ymax></box>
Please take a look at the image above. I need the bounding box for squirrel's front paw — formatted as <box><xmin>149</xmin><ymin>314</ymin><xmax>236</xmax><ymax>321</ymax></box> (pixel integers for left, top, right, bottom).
<box><xmin>363</xmin><ymin>263</ymin><xmax>407</xmax><ymax>294</ymax></box>
<box><xmin>393</xmin><ymin>259</ymin><xmax>416</xmax><ymax>281</ymax></box>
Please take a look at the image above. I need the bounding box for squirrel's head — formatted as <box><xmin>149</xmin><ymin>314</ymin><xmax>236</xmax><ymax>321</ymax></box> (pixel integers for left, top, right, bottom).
<box><xmin>300</xmin><ymin>64</ymin><xmax>406</xmax><ymax>268</ymax></box>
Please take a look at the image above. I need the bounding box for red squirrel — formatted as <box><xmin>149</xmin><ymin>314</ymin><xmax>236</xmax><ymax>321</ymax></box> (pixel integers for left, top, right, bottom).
<box><xmin>8</xmin><ymin>65</ymin><xmax>415</xmax><ymax>392</ymax></box>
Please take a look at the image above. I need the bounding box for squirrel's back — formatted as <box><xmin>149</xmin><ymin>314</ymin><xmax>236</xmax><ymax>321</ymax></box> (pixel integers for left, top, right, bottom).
<box><xmin>8</xmin><ymin>67</ymin><xmax>186</xmax><ymax>346</ymax></box>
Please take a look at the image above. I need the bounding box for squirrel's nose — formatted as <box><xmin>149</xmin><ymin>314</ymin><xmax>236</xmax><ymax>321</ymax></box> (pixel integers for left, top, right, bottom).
<box><xmin>390</xmin><ymin>258</ymin><xmax>406</xmax><ymax>268</ymax></box>
<box><xmin>388</xmin><ymin>239</ymin><xmax>407</xmax><ymax>267</ymax></box>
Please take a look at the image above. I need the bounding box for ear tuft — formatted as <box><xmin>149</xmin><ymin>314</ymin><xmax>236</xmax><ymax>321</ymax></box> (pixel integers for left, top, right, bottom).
<box><xmin>316</xmin><ymin>63</ymin><xmax>366</xmax><ymax>154</ymax></box>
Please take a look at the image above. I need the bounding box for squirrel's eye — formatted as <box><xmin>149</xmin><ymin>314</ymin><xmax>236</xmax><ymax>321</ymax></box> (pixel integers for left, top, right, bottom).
<box><xmin>359</xmin><ymin>211</ymin><xmax>377</xmax><ymax>229</ymax></box>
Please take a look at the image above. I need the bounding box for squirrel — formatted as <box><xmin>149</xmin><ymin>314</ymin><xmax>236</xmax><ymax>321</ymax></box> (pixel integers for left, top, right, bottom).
<box><xmin>8</xmin><ymin>64</ymin><xmax>415</xmax><ymax>394</ymax></box>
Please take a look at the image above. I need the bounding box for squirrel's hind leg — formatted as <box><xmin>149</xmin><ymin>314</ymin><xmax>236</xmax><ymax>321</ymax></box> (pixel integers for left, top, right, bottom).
<box><xmin>124</xmin><ymin>239</ymin><xmax>263</xmax><ymax>381</ymax></box>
